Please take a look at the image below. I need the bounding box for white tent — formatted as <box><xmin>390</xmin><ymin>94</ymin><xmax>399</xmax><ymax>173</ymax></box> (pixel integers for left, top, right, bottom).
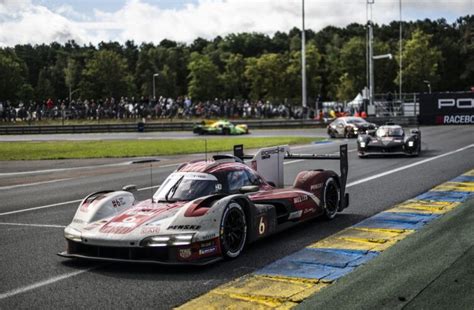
<box><xmin>347</xmin><ymin>93</ymin><xmax>363</xmax><ymax>107</ymax></box>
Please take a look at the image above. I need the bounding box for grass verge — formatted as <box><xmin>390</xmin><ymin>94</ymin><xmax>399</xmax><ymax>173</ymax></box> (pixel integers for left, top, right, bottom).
<box><xmin>0</xmin><ymin>137</ymin><xmax>324</xmax><ymax>160</ymax></box>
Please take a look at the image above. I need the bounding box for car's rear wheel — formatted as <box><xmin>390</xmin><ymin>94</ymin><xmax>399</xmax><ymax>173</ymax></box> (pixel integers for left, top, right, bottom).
<box><xmin>322</xmin><ymin>177</ymin><xmax>340</xmax><ymax>220</ymax></box>
<box><xmin>223</xmin><ymin>128</ymin><xmax>231</xmax><ymax>135</ymax></box>
<box><xmin>220</xmin><ymin>202</ymin><xmax>247</xmax><ymax>259</ymax></box>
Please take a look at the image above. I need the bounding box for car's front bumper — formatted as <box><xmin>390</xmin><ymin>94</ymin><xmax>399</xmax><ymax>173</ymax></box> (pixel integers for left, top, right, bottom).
<box><xmin>59</xmin><ymin>239</ymin><xmax>222</xmax><ymax>265</ymax></box>
<box><xmin>358</xmin><ymin>147</ymin><xmax>418</xmax><ymax>156</ymax></box>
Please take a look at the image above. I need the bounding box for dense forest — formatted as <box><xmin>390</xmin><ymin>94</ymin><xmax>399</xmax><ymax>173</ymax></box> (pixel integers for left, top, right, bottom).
<box><xmin>0</xmin><ymin>15</ymin><xmax>472</xmax><ymax>105</ymax></box>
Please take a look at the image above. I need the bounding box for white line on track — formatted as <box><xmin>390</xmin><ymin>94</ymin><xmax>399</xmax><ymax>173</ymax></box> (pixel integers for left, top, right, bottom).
<box><xmin>0</xmin><ymin>199</ymin><xmax>82</xmax><ymax>216</ymax></box>
<box><xmin>0</xmin><ymin>266</ymin><xmax>99</xmax><ymax>300</ymax></box>
<box><xmin>0</xmin><ymin>178</ymin><xmax>72</xmax><ymax>190</ymax></box>
<box><xmin>0</xmin><ymin>162</ymin><xmax>131</xmax><ymax>176</ymax></box>
<box><xmin>346</xmin><ymin>143</ymin><xmax>474</xmax><ymax>188</ymax></box>
<box><xmin>0</xmin><ymin>162</ymin><xmax>179</xmax><ymax>177</ymax></box>
<box><xmin>0</xmin><ymin>185</ymin><xmax>161</xmax><ymax>217</ymax></box>
<box><xmin>0</xmin><ymin>222</ymin><xmax>65</xmax><ymax>228</ymax></box>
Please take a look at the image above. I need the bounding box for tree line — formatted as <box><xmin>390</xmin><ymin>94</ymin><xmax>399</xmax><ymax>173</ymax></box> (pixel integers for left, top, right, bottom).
<box><xmin>0</xmin><ymin>15</ymin><xmax>472</xmax><ymax>105</ymax></box>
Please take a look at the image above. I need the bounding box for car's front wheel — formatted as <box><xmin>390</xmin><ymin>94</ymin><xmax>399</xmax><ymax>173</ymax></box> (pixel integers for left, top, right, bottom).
<box><xmin>322</xmin><ymin>177</ymin><xmax>340</xmax><ymax>220</ymax></box>
<box><xmin>220</xmin><ymin>201</ymin><xmax>247</xmax><ymax>259</ymax></box>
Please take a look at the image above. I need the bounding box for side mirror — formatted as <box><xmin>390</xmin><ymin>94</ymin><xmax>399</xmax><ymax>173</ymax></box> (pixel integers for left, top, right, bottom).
<box><xmin>239</xmin><ymin>185</ymin><xmax>260</xmax><ymax>194</ymax></box>
<box><xmin>122</xmin><ymin>184</ymin><xmax>137</xmax><ymax>193</ymax></box>
<box><xmin>410</xmin><ymin>129</ymin><xmax>420</xmax><ymax>135</ymax></box>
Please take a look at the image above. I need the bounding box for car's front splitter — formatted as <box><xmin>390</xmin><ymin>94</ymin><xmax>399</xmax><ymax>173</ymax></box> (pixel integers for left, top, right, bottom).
<box><xmin>57</xmin><ymin>251</ymin><xmax>222</xmax><ymax>266</ymax></box>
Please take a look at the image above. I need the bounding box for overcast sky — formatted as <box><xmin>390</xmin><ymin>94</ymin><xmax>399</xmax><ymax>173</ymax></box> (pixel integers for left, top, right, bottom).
<box><xmin>0</xmin><ymin>0</ymin><xmax>472</xmax><ymax>47</ymax></box>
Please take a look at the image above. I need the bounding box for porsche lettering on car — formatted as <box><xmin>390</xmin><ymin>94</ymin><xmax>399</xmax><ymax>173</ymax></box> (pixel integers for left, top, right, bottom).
<box><xmin>59</xmin><ymin>144</ymin><xmax>349</xmax><ymax>265</ymax></box>
<box><xmin>193</xmin><ymin>119</ymin><xmax>249</xmax><ymax>135</ymax></box>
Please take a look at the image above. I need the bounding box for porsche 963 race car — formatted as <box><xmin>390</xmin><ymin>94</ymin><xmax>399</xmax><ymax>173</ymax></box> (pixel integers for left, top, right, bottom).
<box><xmin>327</xmin><ymin>116</ymin><xmax>377</xmax><ymax>138</ymax></box>
<box><xmin>59</xmin><ymin>144</ymin><xmax>349</xmax><ymax>265</ymax></box>
<box><xmin>357</xmin><ymin>124</ymin><xmax>421</xmax><ymax>157</ymax></box>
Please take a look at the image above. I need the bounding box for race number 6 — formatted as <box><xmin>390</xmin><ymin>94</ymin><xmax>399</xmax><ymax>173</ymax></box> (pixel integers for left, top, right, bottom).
<box><xmin>259</xmin><ymin>216</ymin><xmax>266</xmax><ymax>235</ymax></box>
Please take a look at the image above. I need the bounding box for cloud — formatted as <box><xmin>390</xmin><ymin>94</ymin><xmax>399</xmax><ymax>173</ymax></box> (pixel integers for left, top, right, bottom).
<box><xmin>0</xmin><ymin>0</ymin><xmax>472</xmax><ymax>47</ymax></box>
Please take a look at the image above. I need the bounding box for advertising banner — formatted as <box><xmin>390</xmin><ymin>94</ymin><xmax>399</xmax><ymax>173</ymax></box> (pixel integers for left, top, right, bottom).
<box><xmin>419</xmin><ymin>92</ymin><xmax>474</xmax><ymax>125</ymax></box>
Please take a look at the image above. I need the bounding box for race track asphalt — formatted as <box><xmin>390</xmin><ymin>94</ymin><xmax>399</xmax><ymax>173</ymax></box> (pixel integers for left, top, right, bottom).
<box><xmin>0</xmin><ymin>125</ymin><xmax>472</xmax><ymax>309</ymax></box>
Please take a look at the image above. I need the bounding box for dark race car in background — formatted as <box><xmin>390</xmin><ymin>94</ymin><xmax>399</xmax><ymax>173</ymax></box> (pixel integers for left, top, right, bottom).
<box><xmin>59</xmin><ymin>144</ymin><xmax>349</xmax><ymax>265</ymax></box>
<box><xmin>357</xmin><ymin>125</ymin><xmax>421</xmax><ymax>158</ymax></box>
<box><xmin>327</xmin><ymin>117</ymin><xmax>377</xmax><ymax>138</ymax></box>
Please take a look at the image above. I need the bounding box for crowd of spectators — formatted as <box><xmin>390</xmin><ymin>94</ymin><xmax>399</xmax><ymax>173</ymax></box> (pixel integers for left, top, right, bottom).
<box><xmin>0</xmin><ymin>97</ymin><xmax>316</xmax><ymax>123</ymax></box>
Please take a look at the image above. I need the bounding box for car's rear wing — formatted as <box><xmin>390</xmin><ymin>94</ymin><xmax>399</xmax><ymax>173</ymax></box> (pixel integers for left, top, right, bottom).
<box><xmin>233</xmin><ymin>144</ymin><xmax>348</xmax><ymax>205</ymax></box>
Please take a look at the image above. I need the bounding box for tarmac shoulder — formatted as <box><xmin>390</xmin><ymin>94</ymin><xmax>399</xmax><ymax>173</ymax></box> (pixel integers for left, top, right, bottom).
<box><xmin>297</xmin><ymin>199</ymin><xmax>474</xmax><ymax>310</ymax></box>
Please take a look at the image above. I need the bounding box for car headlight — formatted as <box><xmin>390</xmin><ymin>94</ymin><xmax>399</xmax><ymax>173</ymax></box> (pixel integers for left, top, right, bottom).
<box><xmin>360</xmin><ymin>142</ymin><xmax>366</xmax><ymax>148</ymax></box>
<box><xmin>142</xmin><ymin>234</ymin><xmax>195</xmax><ymax>247</ymax></box>
<box><xmin>64</xmin><ymin>226</ymin><xmax>82</xmax><ymax>242</ymax></box>
<box><xmin>408</xmin><ymin>141</ymin><xmax>414</xmax><ymax>147</ymax></box>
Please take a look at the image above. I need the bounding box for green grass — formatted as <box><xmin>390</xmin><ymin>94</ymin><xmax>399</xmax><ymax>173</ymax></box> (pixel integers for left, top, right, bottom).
<box><xmin>0</xmin><ymin>137</ymin><xmax>324</xmax><ymax>160</ymax></box>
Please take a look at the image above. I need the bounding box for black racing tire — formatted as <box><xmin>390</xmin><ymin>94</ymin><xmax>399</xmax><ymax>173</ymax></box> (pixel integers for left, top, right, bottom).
<box><xmin>223</xmin><ymin>128</ymin><xmax>231</xmax><ymax>135</ymax></box>
<box><xmin>328</xmin><ymin>129</ymin><xmax>336</xmax><ymax>139</ymax></box>
<box><xmin>195</xmin><ymin>128</ymin><xmax>205</xmax><ymax>135</ymax></box>
<box><xmin>322</xmin><ymin>177</ymin><xmax>340</xmax><ymax>220</ymax></box>
<box><xmin>220</xmin><ymin>201</ymin><xmax>247</xmax><ymax>259</ymax></box>
<box><xmin>344</xmin><ymin>128</ymin><xmax>350</xmax><ymax>139</ymax></box>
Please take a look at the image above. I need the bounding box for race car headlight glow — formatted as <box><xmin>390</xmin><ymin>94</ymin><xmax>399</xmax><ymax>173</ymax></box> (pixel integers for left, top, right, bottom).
<box><xmin>360</xmin><ymin>142</ymin><xmax>366</xmax><ymax>148</ymax></box>
<box><xmin>408</xmin><ymin>141</ymin><xmax>414</xmax><ymax>147</ymax></box>
<box><xmin>143</xmin><ymin>234</ymin><xmax>195</xmax><ymax>247</ymax></box>
<box><xmin>64</xmin><ymin>226</ymin><xmax>82</xmax><ymax>242</ymax></box>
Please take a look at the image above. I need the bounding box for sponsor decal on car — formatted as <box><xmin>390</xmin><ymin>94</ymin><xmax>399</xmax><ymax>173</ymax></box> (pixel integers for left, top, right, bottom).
<box><xmin>179</xmin><ymin>248</ymin><xmax>192</xmax><ymax>259</ymax></box>
<box><xmin>200</xmin><ymin>233</ymin><xmax>218</xmax><ymax>240</ymax></box>
<box><xmin>288</xmin><ymin>210</ymin><xmax>303</xmax><ymax>220</ymax></box>
<box><xmin>199</xmin><ymin>246</ymin><xmax>217</xmax><ymax>256</ymax></box>
<box><xmin>293</xmin><ymin>195</ymin><xmax>309</xmax><ymax>204</ymax></box>
<box><xmin>310</xmin><ymin>183</ymin><xmax>323</xmax><ymax>191</ymax></box>
<box><xmin>168</xmin><ymin>225</ymin><xmax>201</xmax><ymax>230</ymax></box>
<box><xmin>111</xmin><ymin>197</ymin><xmax>126</xmax><ymax>208</ymax></box>
<box><xmin>141</xmin><ymin>226</ymin><xmax>160</xmax><ymax>234</ymax></box>
<box><xmin>83</xmin><ymin>222</ymin><xmax>101</xmax><ymax>231</ymax></box>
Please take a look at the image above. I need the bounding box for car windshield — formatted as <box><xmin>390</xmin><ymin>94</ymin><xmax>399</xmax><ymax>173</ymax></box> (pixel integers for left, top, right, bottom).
<box><xmin>154</xmin><ymin>172</ymin><xmax>219</xmax><ymax>202</ymax></box>
<box><xmin>346</xmin><ymin>118</ymin><xmax>366</xmax><ymax>124</ymax></box>
<box><xmin>376</xmin><ymin>127</ymin><xmax>404</xmax><ymax>137</ymax></box>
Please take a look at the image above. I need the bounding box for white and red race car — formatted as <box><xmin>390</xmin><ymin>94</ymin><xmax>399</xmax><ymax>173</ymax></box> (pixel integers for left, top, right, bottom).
<box><xmin>59</xmin><ymin>144</ymin><xmax>349</xmax><ymax>265</ymax></box>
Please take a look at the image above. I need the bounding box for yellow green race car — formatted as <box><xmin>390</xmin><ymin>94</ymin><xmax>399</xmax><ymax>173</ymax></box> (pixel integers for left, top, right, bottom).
<box><xmin>193</xmin><ymin>120</ymin><xmax>249</xmax><ymax>135</ymax></box>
